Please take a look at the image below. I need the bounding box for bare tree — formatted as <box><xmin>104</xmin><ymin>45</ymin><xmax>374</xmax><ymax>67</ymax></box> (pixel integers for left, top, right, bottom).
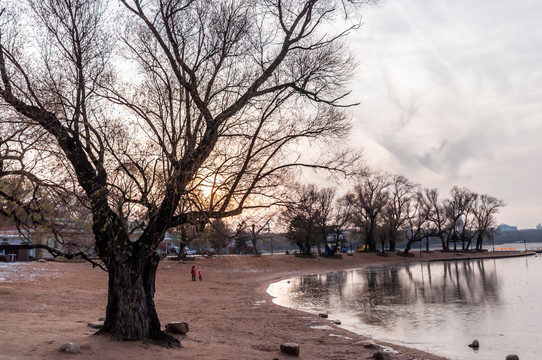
<box><xmin>443</xmin><ymin>186</ymin><xmax>477</xmax><ymax>251</ymax></box>
<box><xmin>346</xmin><ymin>171</ymin><xmax>390</xmax><ymax>251</ymax></box>
<box><xmin>0</xmin><ymin>119</ymin><xmax>99</xmax><ymax>261</ymax></box>
<box><xmin>0</xmin><ymin>123</ymin><xmax>44</xmax><ymax>224</ymax></box>
<box><xmin>328</xmin><ymin>192</ymin><xmax>356</xmax><ymax>252</ymax></box>
<box><xmin>382</xmin><ymin>175</ymin><xmax>417</xmax><ymax>251</ymax></box>
<box><xmin>472</xmin><ymin>194</ymin><xmax>505</xmax><ymax>251</ymax></box>
<box><xmin>0</xmin><ymin>0</ymin><xmax>369</xmax><ymax>344</ymax></box>
<box><xmin>281</xmin><ymin>183</ymin><xmax>332</xmax><ymax>255</ymax></box>
<box><xmin>403</xmin><ymin>187</ymin><xmax>504</xmax><ymax>254</ymax></box>
<box><xmin>458</xmin><ymin>199</ymin><xmax>478</xmax><ymax>251</ymax></box>
<box><xmin>418</xmin><ymin>188</ymin><xmax>447</xmax><ymax>251</ymax></box>
<box><xmin>234</xmin><ymin>217</ymin><xmax>270</xmax><ymax>254</ymax></box>
<box><xmin>316</xmin><ymin>187</ymin><xmax>335</xmax><ymax>254</ymax></box>
<box><xmin>402</xmin><ymin>191</ymin><xmax>432</xmax><ymax>254</ymax></box>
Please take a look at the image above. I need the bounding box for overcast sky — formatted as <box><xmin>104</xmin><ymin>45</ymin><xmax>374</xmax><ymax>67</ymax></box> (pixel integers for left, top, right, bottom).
<box><xmin>343</xmin><ymin>0</ymin><xmax>542</xmax><ymax>229</ymax></box>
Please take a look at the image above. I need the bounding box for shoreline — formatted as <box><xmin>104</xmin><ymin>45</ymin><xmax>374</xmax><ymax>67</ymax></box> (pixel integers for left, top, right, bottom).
<box><xmin>0</xmin><ymin>250</ymin><xmax>532</xmax><ymax>360</ymax></box>
<box><xmin>263</xmin><ymin>250</ymin><xmax>536</xmax><ymax>360</ymax></box>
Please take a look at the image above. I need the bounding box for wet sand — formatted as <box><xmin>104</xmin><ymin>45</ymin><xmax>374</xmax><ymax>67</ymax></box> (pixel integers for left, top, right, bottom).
<box><xmin>0</xmin><ymin>250</ymin><xmax>530</xmax><ymax>359</ymax></box>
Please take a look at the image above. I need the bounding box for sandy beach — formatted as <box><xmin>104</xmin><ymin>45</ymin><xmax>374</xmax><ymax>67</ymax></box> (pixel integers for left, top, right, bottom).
<box><xmin>0</xmin><ymin>250</ymin><xmax>530</xmax><ymax>360</ymax></box>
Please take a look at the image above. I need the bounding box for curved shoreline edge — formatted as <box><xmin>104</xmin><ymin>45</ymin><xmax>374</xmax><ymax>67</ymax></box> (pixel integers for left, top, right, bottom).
<box><xmin>262</xmin><ymin>251</ymin><xmax>536</xmax><ymax>360</ymax></box>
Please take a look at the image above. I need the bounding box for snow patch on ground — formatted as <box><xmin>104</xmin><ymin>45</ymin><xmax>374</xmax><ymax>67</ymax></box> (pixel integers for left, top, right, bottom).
<box><xmin>0</xmin><ymin>262</ymin><xmax>61</xmax><ymax>283</ymax></box>
<box><xmin>228</xmin><ymin>267</ymin><xmax>263</xmax><ymax>273</ymax></box>
<box><xmin>309</xmin><ymin>325</ymin><xmax>334</xmax><ymax>330</ymax></box>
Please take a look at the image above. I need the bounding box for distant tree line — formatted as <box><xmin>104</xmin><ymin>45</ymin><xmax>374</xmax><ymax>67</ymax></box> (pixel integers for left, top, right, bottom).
<box><xmin>281</xmin><ymin>170</ymin><xmax>505</xmax><ymax>255</ymax></box>
<box><xmin>493</xmin><ymin>227</ymin><xmax>542</xmax><ymax>245</ymax></box>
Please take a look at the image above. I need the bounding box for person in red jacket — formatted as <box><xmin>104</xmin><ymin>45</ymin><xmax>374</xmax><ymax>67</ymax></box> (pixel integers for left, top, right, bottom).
<box><xmin>191</xmin><ymin>265</ymin><xmax>196</xmax><ymax>281</ymax></box>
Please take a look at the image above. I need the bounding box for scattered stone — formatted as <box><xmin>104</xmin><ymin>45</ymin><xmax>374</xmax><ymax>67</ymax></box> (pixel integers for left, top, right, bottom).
<box><xmin>37</xmin><ymin>259</ymin><xmax>47</xmax><ymax>263</ymax></box>
<box><xmin>98</xmin><ymin>317</ymin><xmax>105</xmax><ymax>321</ymax></box>
<box><xmin>88</xmin><ymin>321</ymin><xmax>104</xmax><ymax>329</ymax></box>
<box><xmin>363</xmin><ymin>343</ymin><xmax>381</xmax><ymax>350</ymax></box>
<box><xmin>162</xmin><ymin>265</ymin><xmax>171</xmax><ymax>270</ymax></box>
<box><xmin>280</xmin><ymin>342</ymin><xmax>300</xmax><ymax>356</ymax></box>
<box><xmin>506</xmin><ymin>355</ymin><xmax>519</xmax><ymax>360</ymax></box>
<box><xmin>373</xmin><ymin>351</ymin><xmax>390</xmax><ymax>360</ymax></box>
<box><xmin>59</xmin><ymin>342</ymin><xmax>80</xmax><ymax>353</ymax></box>
<box><xmin>318</xmin><ymin>313</ymin><xmax>328</xmax><ymax>318</ymax></box>
<box><xmin>377</xmin><ymin>345</ymin><xmax>399</xmax><ymax>355</ymax></box>
<box><xmin>210</xmin><ymin>286</ymin><xmax>220</xmax><ymax>290</ymax></box>
<box><xmin>333</xmin><ymin>319</ymin><xmax>341</xmax><ymax>325</ymax></box>
<box><xmin>165</xmin><ymin>322</ymin><xmax>189</xmax><ymax>334</ymax></box>
<box><xmin>468</xmin><ymin>339</ymin><xmax>480</xmax><ymax>348</ymax></box>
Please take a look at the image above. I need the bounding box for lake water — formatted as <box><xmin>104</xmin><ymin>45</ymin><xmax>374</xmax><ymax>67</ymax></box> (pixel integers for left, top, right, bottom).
<box><xmin>267</xmin><ymin>252</ymin><xmax>542</xmax><ymax>360</ymax></box>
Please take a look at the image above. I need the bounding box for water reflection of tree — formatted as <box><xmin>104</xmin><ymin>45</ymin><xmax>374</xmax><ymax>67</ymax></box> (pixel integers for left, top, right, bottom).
<box><xmin>290</xmin><ymin>259</ymin><xmax>500</xmax><ymax>321</ymax></box>
<box><xmin>294</xmin><ymin>271</ymin><xmax>350</xmax><ymax>310</ymax></box>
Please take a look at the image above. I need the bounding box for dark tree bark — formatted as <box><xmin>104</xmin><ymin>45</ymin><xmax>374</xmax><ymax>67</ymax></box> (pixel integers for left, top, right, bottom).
<box><xmin>100</xmin><ymin>252</ymin><xmax>171</xmax><ymax>343</ymax></box>
<box><xmin>365</xmin><ymin>218</ymin><xmax>377</xmax><ymax>251</ymax></box>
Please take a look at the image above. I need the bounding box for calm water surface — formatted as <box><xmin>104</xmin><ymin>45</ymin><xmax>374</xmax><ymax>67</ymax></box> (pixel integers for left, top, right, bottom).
<box><xmin>267</xmin><ymin>254</ymin><xmax>542</xmax><ymax>360</ymax></box>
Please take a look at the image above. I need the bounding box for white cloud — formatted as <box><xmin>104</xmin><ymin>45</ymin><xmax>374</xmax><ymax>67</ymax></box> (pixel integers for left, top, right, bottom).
<box><xmin>347</xmin><ymin>0</ymin><xmax>542</xmax><ymax>228</ymax></box>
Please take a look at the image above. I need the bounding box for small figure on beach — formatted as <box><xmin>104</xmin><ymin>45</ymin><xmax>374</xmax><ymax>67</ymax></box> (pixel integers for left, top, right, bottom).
<box><xmin>198</xmin><ymin>270</ymin><xmax>202</xmax><ymax>281</ymax></box>
<box><xmin>191</xmin><ymin>265</ymin><xmax>196</xmax><ymax>281</ymax></box>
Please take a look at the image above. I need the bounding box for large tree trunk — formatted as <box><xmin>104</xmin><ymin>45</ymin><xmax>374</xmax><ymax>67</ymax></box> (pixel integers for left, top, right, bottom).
<box><xmin>379</xmin><ymin>232</ymin><xmax>386</xmax><ymax>252</ymax></box>
<box><xmin>99</xmin><ymin>252</ymin><xmax>179</xmax><ymax>346</ymax></box>
<box><xmin>90</xmin><ymin>209</ymin><xmax>178</xmax><ymax>345</ymax></box>
<box><xmin>388</xmin><ymin>229</ymin><xmax>396</xmax><ymax>252</ymax></box>
<box><xmin>403</xmin><ymin>240</ymin><xmax>413</xmax><ymax>254</ymax></box>
<box><xmin>389</xmin><ymin>239</ymin><xmax>396</xmax><ymax>252</ymax></box>
<box><xmin>296</xmin><ymin>239</ymin><xmax>311</xmax><ymax>255</ymax></box>
<box><xmin>475</xmin><ymin>234</ymin><xmax>484</xmax><ymax>251</ymax></box>
<box><xmin>440</xmin><ymin>234</ymin><xmax>449</xmax><ymax>251</ymax></box>
<box><xmin>366</xmin><ymin>228</ymin><xmax>376</xmax><ymax>251</ymax></box>
<box><xmin>179</xmin><ymin>226</ymin><xmax>188</xmax><ymax>259</ymax></box>
<box><xmin>368</xmin><ymin>219</ymin><xmax>378</xmax><ymax>251</ymax></box>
